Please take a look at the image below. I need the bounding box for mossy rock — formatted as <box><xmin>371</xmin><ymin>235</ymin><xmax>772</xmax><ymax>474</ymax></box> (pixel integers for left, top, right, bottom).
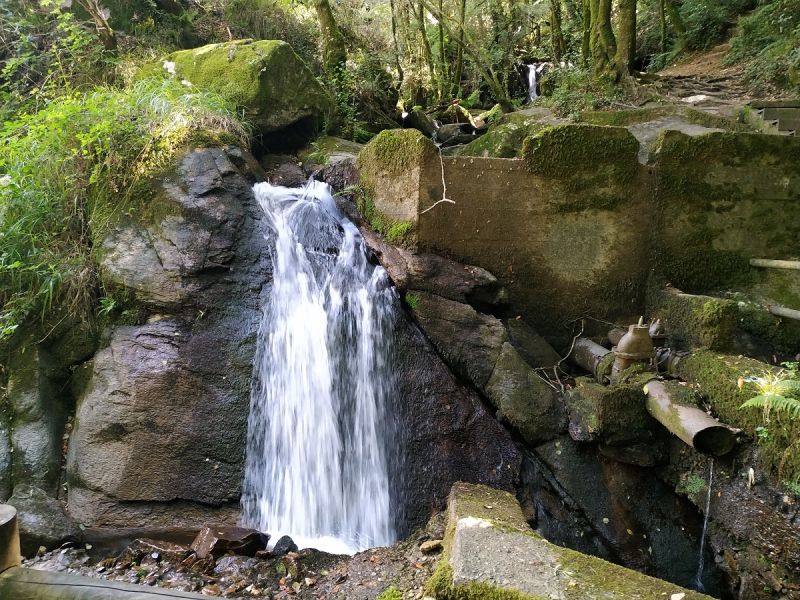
<box><xmin>461</xmin><ymin>114</ymin><xmax>550</xmax><ymax>158</ymax></box>
<box><xmin>522</xmin><ymin>124</ymin><xmax>639</xmax><ymax>179</ymax></box>
<box><xmin>580</xmin><ymin>106</ymin><xmax>753</xmax><ymax>132</ymax></box>
<box><xmin>648</xmin><ymin>288</ymin><xmax>739</xmax><ymax>351</ymax></box>
<box><xmin>674</xmin><ymin>351</ymin><xmax>799</xmax><ymax>481</ymax></box>
<box><xmin>149</xmin><ymin>40</ymin><xmax>330</xmax><ymax>134</ymax></box>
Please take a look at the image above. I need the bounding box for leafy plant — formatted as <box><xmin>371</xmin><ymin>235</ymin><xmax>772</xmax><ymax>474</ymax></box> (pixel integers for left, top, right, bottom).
<box><xmin>404</xmin><ymin>293</ymin><xmax>419</xmax><ymax>311</ymax></box>
<box><xmin>0</xmin><ymin>76</ymin><xmax>248</xmax><ymax>337</ymax></box>
<box><xmin>307</xmin><ymin>141</ymin><xmax>330</xmax><ymax>165</ymax></box>
<box><xmin>376</xmin><ymin>586</ymin><xmax>403</xmax><ymax>600</ymax></box>
<box><xmin>739</xmin><ymin>368</ymin><xmax>800</xmax><ymax>423</ymax></box>
<box><xmin>98</xmin><ymin>296</ymin><xmax>117</xmax><ymax>316</ymax></box>
<box><xmin>684</xmin><ymin>474</ymin><xmax>707</xmax><ymax>495</ymax></box>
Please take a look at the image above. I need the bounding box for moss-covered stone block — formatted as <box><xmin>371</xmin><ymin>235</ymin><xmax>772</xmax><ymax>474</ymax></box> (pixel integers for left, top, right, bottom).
<box><xmin>673</xmin><ymin>351</ymin><xmax>799</xmax><ymax>481</ymax></box>
<box><xmin>648</xmin><ymin>287</ymin><xmax>739</xmax><ymax>351</ymax></box>
<box><xmin>580</xmin><ymin>106</ymin><xmax>753</xmax><ymax>132</ymax></box>
<box><xmin>522</xmin><ymin>124</ymin><xmax>639</xmax><ymax>180</ymax></box>
<box><xmin>461</xmin><ymin>113</ymin><xmax>550</xmax><ymax>158</ymax></box>
<box><xmin>426</xmin><ymin>482</ymin><xmax>713</xmax><ymax>600</ymax></box>
<box><xmin>521</xmin><ymin>124</ymin><xmax>641</xmax><ymax>213</ymax></box>
<box><xmin>567</xmin><ymin>377</ymin><xmax>656</xmax><ymax>444</ymax></box>
<box><xmin>152</xmin><ymin>40</ymin><xmax>329</xmax><ymax>134</ymax></box>
<box><xmin>356</xmin><ymin>129</ymin><xmax>437</xmax><ymax>241</ymax></box>
<box><xmin>651</xmin><ymin>130</ymin><xmax>800</xmax><ymax>294</ymax></box>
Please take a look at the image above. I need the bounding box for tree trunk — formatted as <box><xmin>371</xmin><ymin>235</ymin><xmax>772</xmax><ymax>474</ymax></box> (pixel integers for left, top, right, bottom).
<box><xmin>437</xmin><ymin>0</ymin><xmax>448</xmax><ymax>102</ymax></box>
<box><xmin>550</xmin><ymin>0</ymin><xmax>565</xmax><ymax>62</ymax></box>
<box><xmin>615</xmin><ymin>0</ymin><xmax>636</xmax><ymax>76</ymax></box>
<box><xmin>75</xmin><ymin>0</ymin><xmax>117</xmax><ymax>51</ymax></box>
<box><xmin>390</xmin><ymin>0</ymin><xmax>405</xmax><ymax>86</ymax></box>
<box><xmin>451</xmin><ymin>0</ymin><xmax>466</xmax><ymax>98</ymax></box>
<box><xmin>589</xmin><ymin>0</ymin><xmax>617</xmax><ymax>79</ymax></box>
<box><xmin>312</xmin><ymin>0</ymin><xmax>347</xmax><ymax>76</ymax></box>
<box><xmin>664</xmin><ymin>0</ymin><xmax>686</xmax><ymax>46</ymax></box>
<box><xmin>582</xmin><ymin>0</ymin><xmax>591</xmax><ymax>67</ymax></box>
<box><xmin>416</xmin><ymin>1</ymin><xmax>436</xmax><ymax>85</ymax></box>
<box><xmin>660</xmin><ymin>0</ymin><xmax>667</xmax><ymax>53</ymax></box>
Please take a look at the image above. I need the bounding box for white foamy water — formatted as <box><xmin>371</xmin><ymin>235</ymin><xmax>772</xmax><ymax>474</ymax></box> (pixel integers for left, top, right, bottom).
<box><xmin>241</xmin><ymin>179</ymin><xmax>397</xmax><ymax>554</ymax></box>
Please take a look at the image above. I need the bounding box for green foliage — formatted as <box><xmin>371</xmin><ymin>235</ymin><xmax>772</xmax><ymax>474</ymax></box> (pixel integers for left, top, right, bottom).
<box><xmin>376</xmin><ymin>587</ymin><xmax>403</xmax><ymax>600</ymax></box>
<box><xmin>461</xmin><ymin>89</ymin><xmax>482</xmax><ymax>109</ymax></box>
<box><xmin>538</xmin><ymin>65</ymin><xmax>614</xmax><ymax>118</ymax></box>
<box><xmin>724</xmin><ymin>0</ymin><xmax>800</xmax><ymax>92</ymax></box>
<box><xmin>98</xmin><ymin>296</ymin><xmax>117</xmax><ymax>316</ymax></box>
<box><xmin>740</xmin><ymin>367</ymin><xmax>800</xmax><ymax>422</ymax></box>
<box><xmin>307</xmin><ymin>141</ymin><xmax>330</xmax><ymax>165</ymax></box>
<box><xmin>0</xmin><ymin>76</ymin><xmax>247</xmax><ymax>337</ymax></box>
<box><xmin>684</xmin><ymin>475</ymin><xmax>707</xmax><ymax>495</ymax></box>
<box><xmin>404</xmin><ymin>293</ymin><xmax>419</xmax><ymax>310</ymax></box>
<box><xmin>386</xmin><ymin>221</ymin><xmax>414</xmax><ymax>244</ymax></box>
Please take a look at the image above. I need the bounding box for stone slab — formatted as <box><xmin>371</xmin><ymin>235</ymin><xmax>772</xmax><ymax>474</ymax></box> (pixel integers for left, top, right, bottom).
<box><xmin>431</xmin><ymin>482</ymin><xmax>713</xmax><ymax>600</ymax></box>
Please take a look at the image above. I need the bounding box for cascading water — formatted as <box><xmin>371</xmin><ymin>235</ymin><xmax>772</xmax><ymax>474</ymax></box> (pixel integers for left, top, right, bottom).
<box><xmin>242</xmin><ymin>179</ymin><xmax>399</xmax><ymax>555</ymax></box>
<box><xmin>525</xmin><ymin>64</ymin><xmax>539</xmax><ymax>102</ymax></box>
<box><xmin>695</xmin><ymin>459</ymin><xmax>714</xmax><ymax>592</ymax></box>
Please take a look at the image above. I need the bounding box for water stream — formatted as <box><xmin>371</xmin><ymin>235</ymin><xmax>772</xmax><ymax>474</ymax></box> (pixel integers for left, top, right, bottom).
<box><xmin>241</xmin><ymin>179</ymin><xmax>398</xmax><ymax>555</ymax></box>
<box><xmin>695</xmin><ymin>458</ymin><xmax>714</xmax><ymax>592</ymax></box>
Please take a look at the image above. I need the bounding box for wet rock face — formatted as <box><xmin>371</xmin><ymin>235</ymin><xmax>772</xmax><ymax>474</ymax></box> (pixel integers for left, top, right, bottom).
<box><xmin>519</xmin><ymin>437</ymin><xmax>727</xmax><ymax>596</ymax></box>
<box><xmin>68</xmin><ymin>145</ymin><xmax>272</xmax><ymax>528</ymax></box>
<box><xmin>391</xmin><ymin>316</ymin><xmax>522</xmax><ymax>535</ymax></box>
<box><xmin>8</xmin><ymin>485</ymin><xmax>81</xmax><ymax>557</ymax></box>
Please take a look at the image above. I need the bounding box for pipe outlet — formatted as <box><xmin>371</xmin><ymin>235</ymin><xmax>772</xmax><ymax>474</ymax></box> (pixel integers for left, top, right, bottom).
<box><xmin>643</xmin><ymin>379</ymin><xmax>736</xmax><ymax>456</ymax></box>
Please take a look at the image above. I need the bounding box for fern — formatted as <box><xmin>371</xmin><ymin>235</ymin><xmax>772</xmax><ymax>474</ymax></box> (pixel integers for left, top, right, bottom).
<box><xmin>740</xmin><ymin>394</ymin><xmax>800</xmax><ymax>421</ymax></box>
<box><xmin>739</xmin><ymin>370</ymin><xmax>800</xmax><ymax>422</ymax></box>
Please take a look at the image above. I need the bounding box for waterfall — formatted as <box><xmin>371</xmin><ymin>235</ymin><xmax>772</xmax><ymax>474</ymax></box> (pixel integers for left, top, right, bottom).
<box><xmin>525</xmin><ymin>64</ymin><xmax>539</xmax><ymax>102</ymax></box>
<box><xmin>695</xmin><ymin>459</ymin><xmax>714</xmax><ymax>592</ymax></box>
<box><xmin>242</xmin><ymin>179</ymin><xmax>398</xmax><ymax>555</ymax></box>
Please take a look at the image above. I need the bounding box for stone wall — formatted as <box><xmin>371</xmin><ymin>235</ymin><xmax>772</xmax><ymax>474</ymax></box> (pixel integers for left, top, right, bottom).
<box><xmin>359</xmin><ymin>126</ymin><xmax>800</xmax><ymax>347</ymax></box>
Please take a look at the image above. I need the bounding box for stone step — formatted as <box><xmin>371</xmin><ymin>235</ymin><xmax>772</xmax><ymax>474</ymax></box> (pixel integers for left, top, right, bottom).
<box><xmin>750</xmin><ymin>99</ymin><xmax>800</xmax><ymax>109</ymax></box>
<box><xmin>762</xmin><ymin>107</ymin><xmax>800</xmax><ymax>120</ymax></box>
<box><xmin>778</xmin><ymin>118</ymin><xmax>800</xmax><ymax>132</ymax></box>
<box><xmin>428</xmin><ymin>483</ymin><xmax>714</xmax><ymax>600</ymax></box>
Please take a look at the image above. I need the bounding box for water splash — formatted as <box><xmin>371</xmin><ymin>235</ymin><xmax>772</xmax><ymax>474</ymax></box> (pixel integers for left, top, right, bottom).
<box><xmin>695</xmin><ymin>458</ymin><xmax>714</xmax><ymax>592</ymax></box>
<box><xmin>242</xmin><ymin>179</ymin><xmax>398</xmax><ymax>555</ymax></box>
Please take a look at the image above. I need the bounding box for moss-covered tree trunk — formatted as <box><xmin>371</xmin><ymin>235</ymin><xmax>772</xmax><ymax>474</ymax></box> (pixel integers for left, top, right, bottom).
<box><xmin>437</xmin><ymin>0</ymin><xmax>448</xmax><ymax>102</ymax></box>
<box><xmin>659</xmin><ymin>0</ymin><xmax>667</xmax><ymax>53</ymax></box>
<box><xmin>312</xmin><ymin>0</ymin><xmax>346</xmax><ymax>76</ymax></box>
<box><xmin>451</xmin><ymin>0</ymin><xmax>466</xmax><ymax>97</ymax></box>
<box><xmin>665</xmin><ymin>0</ymin><xmax>687</xmax><ymax>47</ymax></box>
<box><xmin>389</xmin><ymin>0</ymin><xmax>404</xmax><ymax>86</ymax></box>
<box><xmin>416</xmin><ymin>1</ymin><xmax>436</xmax><ymax>90</ymax></box>
<box><xmin>589</xmin><ymin>0</ymin><xmax>617</xmax><ymax>80</ymax></box>
<box><xmin>615</xmin><ymin>0</ymin><xmax>636</xmax><ymax>76</ymax></box>
<box><xmin>582</xmin><ymin>0</ymin><xmax>591</xmax><ymax>67</ymax></box>
<box><xmin>550</xmin><ymin>0</ymin><xmax>565</xmax><ymax>62</ymax></box>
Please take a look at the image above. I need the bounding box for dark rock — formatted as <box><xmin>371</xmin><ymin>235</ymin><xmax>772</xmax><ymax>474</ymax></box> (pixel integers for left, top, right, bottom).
<box><xmin>521</xmin><ymin>437</ymin><xmax>727</xmax><ymax>594</ymax></box>
<box><xmin>68</xmin><ymin>145</ymin><xmax>272</xmax><ymax>528</ymax></box>
<box><xmin>6</xmin><ymin>347</ymin><xmax>66</xmax><ymax>496</ymax></box>
<box><xmin>598</xmin><ymin>441</ymin><xmax>668</xmax><ymax>467</ymax></box>
<box><xmin>272</xmin><ymin>535</ymin><xmax>298</xmax><ymax>557</ymax></box>
<box><xmin>213</xmin><ymin>554</ymin><xmax>261</xmax><ymax>578</ymax></box>
<box><xmin>441</xmin><ymin>134</ymin><xmax>477</xmax><ymax>147</ymax></box>
<box><xmin>191</xmin><ymin>526</ymin><xmax>269</xmax><ymax>559</ymax></box>
<box><xmin>115</xmin><ymin>538</ymin><xmax>192</xmax><ymax>567</ymax></box>
<box><xmin>8</xmin><ymin>485</ymin><xmax>80</xmax><ymax>557</ymax></box>
<box><xmin>404</xmin><ymin>110</ymin><xmax>438</xmax><ymax>138</ymax></box>
<box><xmin>484</xmin><ymin>343</ymin><xmax>567</xmax><ymax>445</ymax></box>
<box><xmin>435</xmin><ymin>123</ymin><xmax>474</xmax><ymax>145</ymax></box>
<box><xmin>319</xmin><ymin>156</ymin><xmax>359</xmax><ymax>193</ymax></box>
<box><xmin>259</xmin><ymin>154</ymin><xmax>306</xmax><ymax>187</ymax></box>
<box><xmin>392</xmin><ymin>309</ymin><xmax>521</xmax><ymax>536</ymax></box>
<box><xmin>405</xmin><ymin>253</ymin><xmax>506</xmax><ymax>309</ymax></box>
<box><xmin>503</xmin><ymin>318</ymin><xmax>562</xmax><ymax>368</ymax></box>
<box><xmin>412</xmin><ymin>291</ymin><xmax>507</xmax><ymax>389</ymax></box>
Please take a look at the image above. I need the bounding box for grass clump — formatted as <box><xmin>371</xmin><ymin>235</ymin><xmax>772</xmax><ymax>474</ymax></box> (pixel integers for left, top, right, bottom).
<box><xmin>0</xmin><ymin>76</ymin><xmax>249</xmax><ymax>338</ymax></box>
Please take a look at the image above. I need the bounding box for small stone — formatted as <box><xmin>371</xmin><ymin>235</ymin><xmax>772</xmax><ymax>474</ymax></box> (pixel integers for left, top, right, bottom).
<box><xmin>420</xmin><ymin>539</ymin><xmax>443</xmax><ymax>554</ymax></box>
<box><xmin>201</xmin><ymin>584</ymin><xmax>222</xmax><ymax>596</ymax></box>
<box><xmin>272</xmin><ymin>535</ymin><xmax>298</xmax><ymax>557</ymax></box>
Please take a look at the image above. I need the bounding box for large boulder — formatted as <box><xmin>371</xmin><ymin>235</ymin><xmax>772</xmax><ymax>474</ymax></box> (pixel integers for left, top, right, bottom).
<box><xmin>67</xmin><ymin>144</ymin><xmax>271</xmax><ymax>528</ymax></box>
<box><xmin>157</xmin><ymin>40</ymin><xmax>330</xmax><ymax>134</ymax></box>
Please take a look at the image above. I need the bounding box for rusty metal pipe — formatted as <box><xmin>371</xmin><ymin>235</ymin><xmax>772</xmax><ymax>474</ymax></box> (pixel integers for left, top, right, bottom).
<box><xmin>572</xmin><ymin>338</ymin><xmax>612</xmax><ymax>381</ymax></box>
<box><xmin>0</xmin><ymin>505</ymin><xmax>21</xmax><ymax>572</ymax></box>
<box><xmin>643</xmin><ymin>380</ymin><xmax>736</xmax><ymax>456</ymax></box>
<box><xmin>750</xmin><ymin>258</ymin><xmax>800</xmax><ymax>271</ymax></box>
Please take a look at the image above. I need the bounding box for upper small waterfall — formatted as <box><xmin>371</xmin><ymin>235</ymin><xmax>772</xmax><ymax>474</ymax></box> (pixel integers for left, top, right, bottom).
<box><xmin>242</xmin><ymin>179</ymin><xmax>398</xmax><ymax>555</ymax></box>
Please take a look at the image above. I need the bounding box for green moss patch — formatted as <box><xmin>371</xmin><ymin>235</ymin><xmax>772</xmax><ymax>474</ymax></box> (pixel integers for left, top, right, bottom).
<box><xmin>567</xmin><ymin>377</ymin><xmax>656</xmax><ymax>441</ymax></box>
<box><xmin>153</xmin><ymin>40</ymin><xmax>329</xmax><ymax>133</ymax></box>
<box><xmin>647</xmin><ymin>286</ymin><xmax>739</xmax><ymax>351</ymax></box>
<box><xmin>674</xmin><ymin>351</ymin><xmax>799</xmax><ymax>481</ymax></box>
<box><xmin>580</xmin><ymin>105</ymin><xmax>753</xmax><ymax>132</ymax></box>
